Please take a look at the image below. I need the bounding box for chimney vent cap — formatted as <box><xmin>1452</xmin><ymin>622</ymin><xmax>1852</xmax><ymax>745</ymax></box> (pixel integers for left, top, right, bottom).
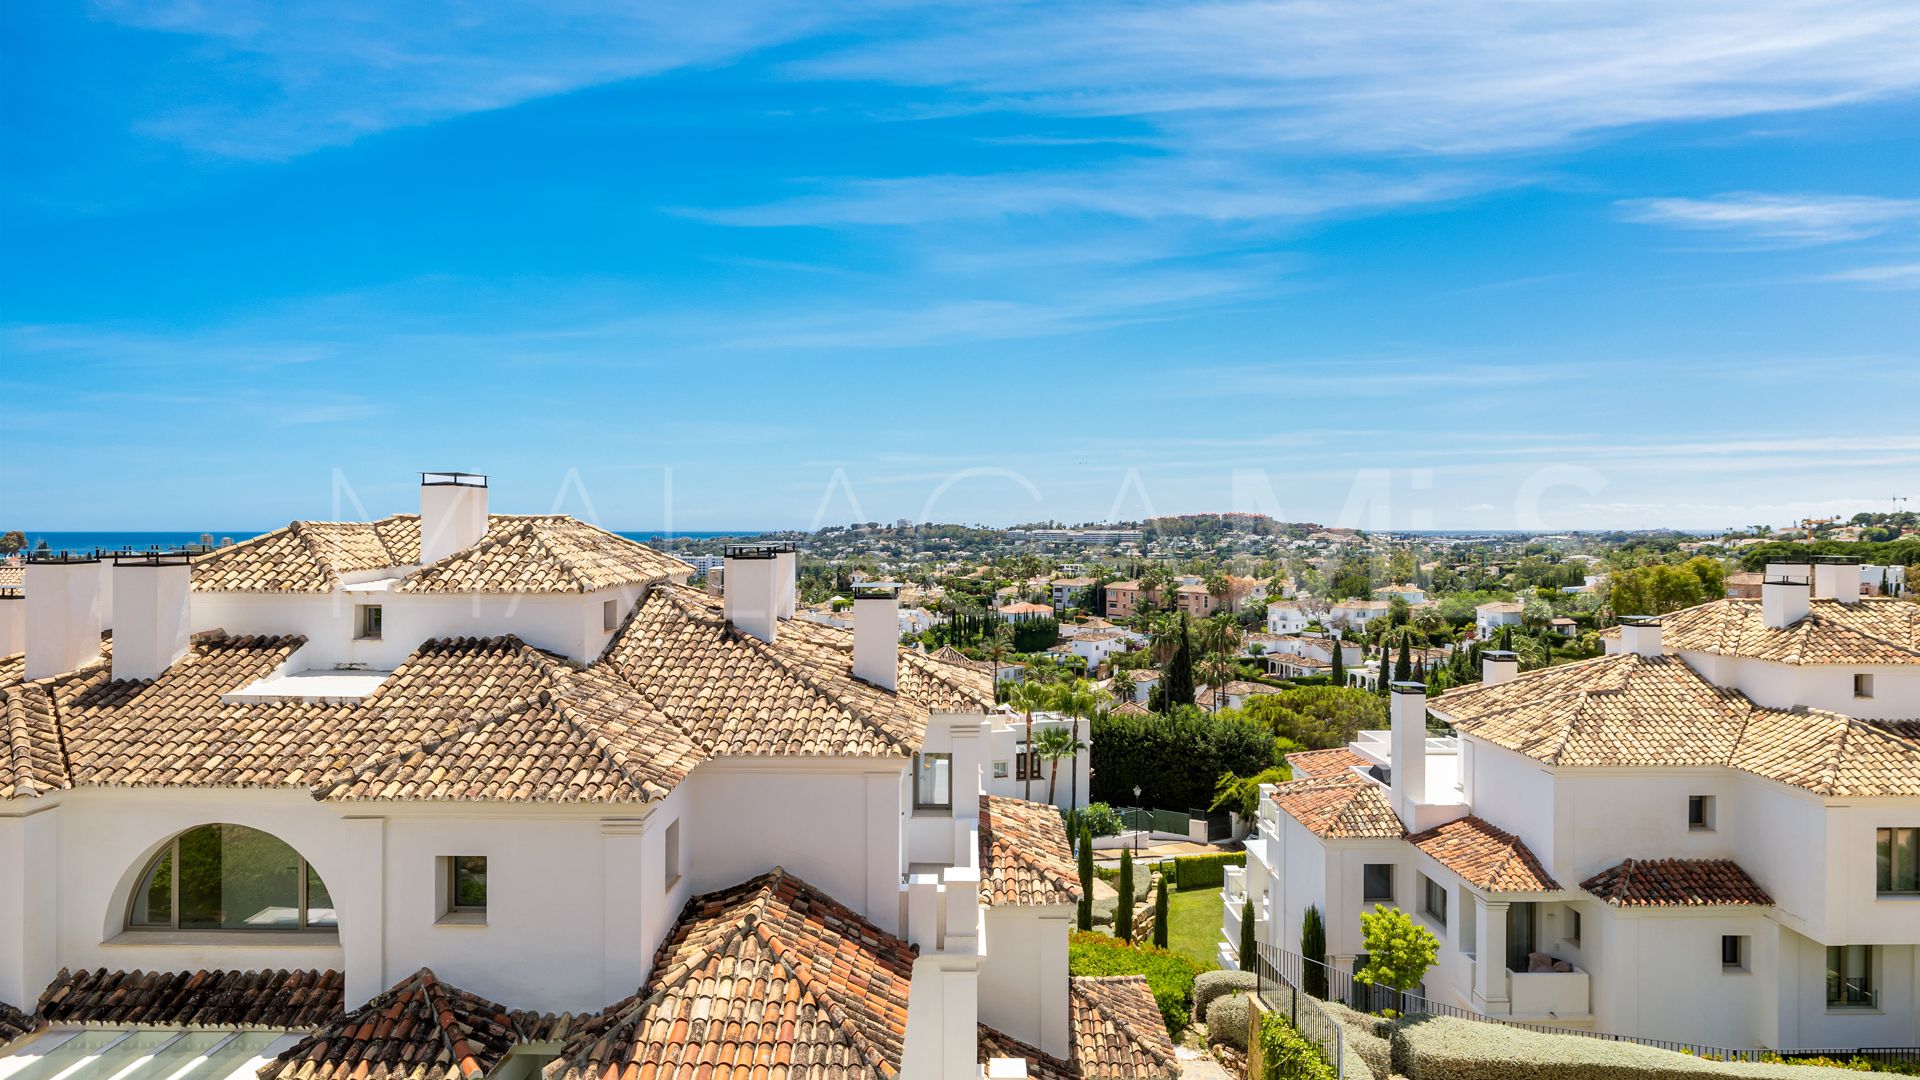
<box><xmin>1483</xmin><ymin>649</ymin><xmax>1518</xmax><ymax>660</ymax></box>
<box><xmin>1389</xmin><ymin>680</ymin><xmax>1427</xmax><ymax>694</ymax></box>
<box><xmin>723</xmin><ymin>543</ymin><xmax>784</xmax><ymax>560</ymax></box>
<box><xmin>1810</xmin><ymin>555</ymin><xmax>1861</xmax><ymax>565</ymax></box>
<box><xmin>24</xmin><ymin>550</ymin><xmax>101</xmax><ymax>564</ymax></box>
<box><xmin>1619</xmin><ymin>614</ymin><xmax>1662</xmax><ymax>627</ymax></box>
<box><xmin>851</xmin><ymin>582</ymin><xmax>903</xmax><ymax>598</ymax></box>
<box><xmin>421</xmin><ymin>471</ymin><xmax>488</xmax><ymax>487</ymax></box>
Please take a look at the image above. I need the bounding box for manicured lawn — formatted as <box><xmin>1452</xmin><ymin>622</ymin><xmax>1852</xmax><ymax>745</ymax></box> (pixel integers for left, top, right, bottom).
<box><xmin>1164</xmin><ymin>886</ymin><xmax>1224</xmax><ymax>970</ymax></box>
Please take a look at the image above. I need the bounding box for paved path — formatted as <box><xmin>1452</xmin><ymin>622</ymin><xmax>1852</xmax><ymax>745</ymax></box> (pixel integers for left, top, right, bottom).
<box><xmin>1174</xmin><ymin>1046</ymin><xmax>1233</xmax><ymax>1080</ymax></box>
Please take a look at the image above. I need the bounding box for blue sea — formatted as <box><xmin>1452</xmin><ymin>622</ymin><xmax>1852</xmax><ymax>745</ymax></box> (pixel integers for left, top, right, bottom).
<box><xmin>13</xmin><ymin>528</ymin><xmax>771</xmax><ymax>555</ymax></box>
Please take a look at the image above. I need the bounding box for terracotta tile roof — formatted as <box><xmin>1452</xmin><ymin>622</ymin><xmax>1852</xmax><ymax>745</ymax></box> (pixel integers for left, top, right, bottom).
<box><xmin>3</xmin><ymin>583</ymin><xmax>992</xmax><ymax>806</ymax></box>
<box><xmin>1283</xmin><ymin>747</ymin><xmax>1370</xmax><ymax>780</ymax></box>
<box><xmin>1002</xmin><ymin>602</ymin><xmax>1055</xmax><ymax>615</ymax></box>
<box><xmin>1408</xmin><ymin>816</ymin><xmax>1559</xmax><ymax>892</ymax></box>
<box><xmin>1580</xmin><ymin>859</ymin><xmax>1773</xmax><ymax>907</ymax></box>
<box><xmin>1112</xmin><ymin>700</ymin><xmax>1152</xmax><ymax>715</ymax></box>
<box><xmin>980</xmin><ymin>796</ymin><xmax>1082</xmax><ymax>907</ymax></box>
<box><xmin>190</xmin><ymin>515</ymin><xmax>689</xmax><ymax>595</ymax></box>
<box><xmin>1432</xmin><ymin>652</ymin><xmax>1920</xmax><ymax>796</ymax></box>
<box><xmin>1642</xmin><ymin>597</ymin><xmax>1920</xmax><ymax>665</ymax></box>
<box><xmin>0</xmin><ymin>999</ymin><xmax>37</xmax><ymax>1047</ymax></box>
<box><xmin>0</xmin><ymin>565</ymin><xmax>22</xmax><ymax>589</ymax></box>
<box><xmin>261</xmin><ymin>969</ymin><xmax>537</xmax><ymax>1080</ymax></box>
<box><xmin>1069</xmin><ymin>977</ymin><xmax>1179</xmax><ymax>1079</ymax></box>
<box><xmin>545</xmin><ymin>868</ymin><xmax>917</xmax><ymax>1080</ymax></box>
<box><xmin>1269</xmin><ymin>773</ymin><xmax>1404</xmax><ymax>839</ymax></box>
<box><xmin>36</xmin><ymin>968</ymin><xmax>342</xmax><ymax>1029</ymax></box>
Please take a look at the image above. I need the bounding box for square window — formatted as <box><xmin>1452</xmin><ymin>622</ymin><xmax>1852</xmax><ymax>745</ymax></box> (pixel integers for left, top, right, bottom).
<box><xmin>1827</xmin><ymin>945</ymin><xmax>1875</xmax><ymax>1008</ymax></box>
<box><xmin>1422</xmin><ymin>874</ymin><xmax>1448</xmax><ymax>927</ymax></box>
<box><xmin>992</xmin><ymin>760</ymin><xmax>1009</xmax><ymax>779</ymax></box>
<box><xmin>915</xmin><ymin>752</ymin><xmax>952</xmax><ymax>810</ymax></box>
<box><xmin>663</xmin><ymin>820</ymin><xmax>682</xmax><ymax>890</ymax></box>
<box><xmin>1362</xmin><ymin>864</ymin><xmax>1395</xmax><ymax>902</ymax></box>
<box><xmin>1877</xmin><ymin>827</ymin><xmax>1919</xmax><ymax>895</ymax></box>
<box><xmin>356</xmin><ymin>604</ymin><xmax>383</xmax><ymax>640</ymax></box>
<box><xmin>1854</xmin><ymin>674</ymin><xmax>1875</xmax><ymax>699</ymax></box>
<box><xmin>1688</xmin><ymin>795</ymin><xmax>1715</xmax><ymax>832</ymax></box>
<box><xmin>1722</xmin><ymin>935</ymin><xmax>1748</xmax><ymax>971</ymax></box>
<box><xmin>447</xmin><ymin>856</ymin><xmax>487</xmax><ymax>914</ymax></box>
<box><xmin>604</xmin><ymin>598</ymin><xmax>619</xmax><ymax>632</ymax></box>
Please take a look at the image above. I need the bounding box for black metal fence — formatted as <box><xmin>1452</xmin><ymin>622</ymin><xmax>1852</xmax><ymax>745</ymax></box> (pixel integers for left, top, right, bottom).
<box><xmin>1248</xmin><ymin>940</ymin><xmax>1917</xmax><ymax>1066</ymax></box>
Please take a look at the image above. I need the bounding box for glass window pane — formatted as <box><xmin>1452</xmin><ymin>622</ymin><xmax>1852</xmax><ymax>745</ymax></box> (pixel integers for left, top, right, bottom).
<box><xmin>1898</xmin><ymin>828</ymin><xmax>1918</xmax><ymax>892</ymax></box>
<box><xmin>130</xmin><ymin>847</ymin><xmax>173</xmax><ymax>927</ymax></box>
<box><xmin>453</xmin><ymin>856</ymin><xmax>488</xmax><ymax>910</ymax></box>
<box><xmin>178</xmin><ymin>824</ymin><xmax>301</xmax><ymax>929</ymax></box>
<box><xmin>306</xmin><ymin>863</ymin><xmax>337</xmax><ymax>928</ymax></box>
<box><xmin>1880</xmin><ymin>829</ymin><xmax>1895</xmax><ymax>892</ymax></box>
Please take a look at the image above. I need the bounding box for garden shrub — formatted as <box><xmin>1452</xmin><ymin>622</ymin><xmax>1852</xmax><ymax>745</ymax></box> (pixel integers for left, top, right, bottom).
<box><xmin>1080</xmin><ymin>803</ymin><xmax>1125</xmax><ymax>838</ymax></box>
<box><xmin>1258</xmin><ymin>1012</ymin><xmax>1336</xmax><ymax>1080</ymax></box>
<box><xmin>1172</xmin><ymin>851</ymin><xmax>1246</xmax><ymax>890</ymax></box>
<box><xmin>1068</xmin><ymin>930</ymin><xmax>1205</xmax><ymax>1036</ymax></box>
<box><xmin>1206</xmin><ymin>993</ymin><xmax>1254</xmax><ymax>1050</ymax></box>
<box><xmin>1194</xmin><ymin>969</ymin><xmax>1258</xmax><ymax>1015</ymax></box>
<box><xmin>1319</xmin><ymin>1001</ymin><xmax>1391</xmax><ymax>1080</ymax></box>
<box><xmin>1389</xmin><ymin>1013</ymin><xmax>1913</xmax><ymax>1080</ymax></box>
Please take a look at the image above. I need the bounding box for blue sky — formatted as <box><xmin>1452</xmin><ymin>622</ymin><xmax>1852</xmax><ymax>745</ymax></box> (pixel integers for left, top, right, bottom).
<box><xmin>3</xmin><ymin>2</ymin><xmax>1918</xmax><ymax>533</ymax></box>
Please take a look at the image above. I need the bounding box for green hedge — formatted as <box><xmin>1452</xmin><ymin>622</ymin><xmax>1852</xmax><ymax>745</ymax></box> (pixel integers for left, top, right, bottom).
<box><xmin>1390</xmin><ymin>1014</ymin><xmax>1914</xmax><ymax>1080</ymax></box>
<box><xmin>1068</xmin><ymin>931</ymin><xmax>1205</xmax><ymax>1036</ymax></box>
<box><xmin>1259</xmin><ymin>1012</ymin><xmax>1337</xmax><ymax>1080</ymax></box>
<box><xmin>1173</xmin><ymin>852</ymin><xmax>1247</xmax><ymax>891</ymax></box>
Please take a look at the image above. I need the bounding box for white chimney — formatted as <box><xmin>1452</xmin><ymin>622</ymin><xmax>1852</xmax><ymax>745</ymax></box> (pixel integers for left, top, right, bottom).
<box><xmin>1481</xmin><ymin>649</ymin><xmax>1518</xmax><ymax>685</ymax></box>
<box><xmin>111</xmin><ymin>552</ymin><xmax>193</xmax><ymax>681</ymax></box>
<box><xmin>25</xmin><ymin>553</ymin><xmax>103</xmax><ymax>681</ymax></box>
<box><xmin>774</xmin><ymin>545</ymin><xmax>797</xmax><ymax>619</ymax></box>
<box><xmin>97</xmin><ymin>559</ymin><xmax>115</xmax><ymax>632</ymax></box>
<box><xmin>1761</xmin><ymin>561</ymin><xmax>1811</xmax><ymax>629</ymax></box>
<box><xmin>419</xmin><ymin>472</ymin><xmax>490</xmax><ymax>566</ymax></box>
<box><xmin>852</xmin><ymin>582</ymin><xmax>902</xmax><ymax>691</ymax></box>
<box><xmin>1619</xmin><ymin>615</ymin><xmax>1663</xmax><ymax>658</ymax></box>
<box><xmin>1389</xmin><ymin>681</ymin><xmax>1427</xmax><ymax>828</ymax></box>
<box><xmin>722</xmin><ymin>545</ymin><xmax>780</xmax><ymax>643</ymax></box>
<box><xmin>0</xmin><ymin>588</ymin><xmax>24</xmax><ymax>657</ymax></box>
<box><xmin>1811</xmin><ymin>557</ymin><xmax>1862</xmax><ymax>605</ymax></box>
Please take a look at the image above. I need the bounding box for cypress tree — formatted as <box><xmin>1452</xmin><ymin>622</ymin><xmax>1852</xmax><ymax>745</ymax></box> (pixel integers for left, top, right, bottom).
<box><xmin>1077</xmin><ymin>823</ymin><xmax>1095</xmax><ymax>931</ymax></box>
<box><xmin>1497</xmin><ymin>624</ymin><xmax>1514</xmax><ymax>651</ymax></box>
<box><xmin>1152</xmin><ymin>873</ymin><xmax>1169</xmax><ymax>949</ymax></box>
<box><xmin>1395</xmin><ymin>635</ymin><xmax>1413</xmax><ymax>683</ymax></box>
<box><xmin>1239</xmin><ymin>896</ymin><xmax>1257</xmax><ymax>972</ymax></box>
<box><xmin>1116</xmin><ymin>848</ymin><xmax>1135</xmax><ymax>942</ymax></box>
<box><xmin>1329</xmin><ymin>635</ymin><xmax>1346</xmax><ymax>686</ymax></box>
<box><xmin>1163</xmin><ymin>614</ymin><xmax>1196</xmax><ymax>707</ymax></box>
<box><xmin>1302</xmin><ymin>905</ymin><xmax>1328</xmax><ymax>999</ymax></box>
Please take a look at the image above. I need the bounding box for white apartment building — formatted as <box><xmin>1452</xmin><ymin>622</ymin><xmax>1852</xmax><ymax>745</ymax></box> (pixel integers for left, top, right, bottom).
<box><xmin>1474</xmin><ymin>600</ymin><xmax>1524</xmax><ymax>639</ymax></box>
<box><xmin>0</xmin><ymin>474</ymin><xmax>1169</xmax><ymax>1080</ymax></box>
<box><xmin>1225</xmin><ymin>558</ymin><xmax>1920</xmax><ymax>1055</ymax></box>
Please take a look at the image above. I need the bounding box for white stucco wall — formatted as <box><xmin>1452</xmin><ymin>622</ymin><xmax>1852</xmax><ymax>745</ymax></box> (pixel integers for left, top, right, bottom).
<box><xmin>979</xmin><ymin>906</ymin><xmax>1071</xmax><ymax>1059</ymax></box>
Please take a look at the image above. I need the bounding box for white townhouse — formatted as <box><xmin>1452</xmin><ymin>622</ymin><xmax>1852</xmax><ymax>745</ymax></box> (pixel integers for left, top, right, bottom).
<box><xmin>0</xmin><ymin>473</ymin><xmax>1171</xmax><ymax>1080</ymax></box>
<box><xmin>1267</xmin><ymin>600</ymin><xmax>1328</xmax><ymax>636</ymax></box>
<box><xmin>1474</xmin><ymin>600</ymin><xmax>1524</xmax><ymax>639</ymax></box>
<box><xmin>1330</xmin><ymin>599</ymin><xmax>1391</xmax><ymax>632</ymax></box>
<box><xmin>1225</xmin><ymin>557</ymin><xmax>1920</xmax><ymax>1055</ymax></box>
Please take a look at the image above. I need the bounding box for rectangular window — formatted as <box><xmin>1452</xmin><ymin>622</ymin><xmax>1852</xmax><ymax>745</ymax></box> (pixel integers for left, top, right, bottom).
<box><xmin>1688</xmin><ymin>795</ymin><xmax>1715</xmax><ymax>832</ymax></box>
<box><xmin>448</xmin><ymin>856</ymin><xmax>487</xmax><ymax>914</ymax></box>
<box><xmin>1423</xmin><ymin>874</ymin><xmax>1448</xmax><ymax>927</ymax></box>
<box><xmin>1722</xmin><ymin>935</ymin><xmax>1748</xmax><ymax>971</ymax></box>
<box><xmin>1827</xmin><ymin>945</ymin><xmax>1874</xmax><ymax>1008</ymax></box>
<box><xmin>1567</xmin><ymin>908</ymin><xmax>1582</xmax><ymax>947</ymax></box>
<box><xmin>1014</xmin><ymin>743</ymin><xmax>1039</xmax><ymax>781</ymax></box>
<box><xmin>663</xmin><ymin>820</ymin><xmax>682</xmax><ymax>889</ymax></box>
<box><xmin>1362</xmin><ymin>864</ymin><xmax>1394</xmax><ymax>902</ymax></box>
<box><xmin>604</xmin><ymin>598</ymin><xmax>619</xmax><ymax>631</ymax></box>
<box><xmin>356</xmin><ymin>604</ymin><xmax>383</xmax><ymax>640</ymax></box>
<box><xmin>992</xmin><ymin>760</ymin><xmax>1009</xmax><ymax>779</ymax></box>
<box><xmin>1854</xmin><ymin>673</ymin><xmax>1874</xmax><ymax>699</ymax></box>
<box><xmin>1877</xmin><ymin>827</ymin><xmax>1920</xmax><ymax>895</ymax></box>
<box><xmin>914</xmin><ymin>752</ymin><xmax>952</xmax><ymax>810</ymax></box>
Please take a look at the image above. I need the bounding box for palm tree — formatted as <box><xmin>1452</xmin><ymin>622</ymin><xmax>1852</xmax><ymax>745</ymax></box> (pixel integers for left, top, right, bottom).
<box><xmin>1033</xmin><ymin>726</ymin><xmax>1084</xmax><ymax>805</ymax></box>
<box><xmin>983</xmin><ymin>620</ymin><xmax>1015</xmax><ymax>702</ymax></box>
<box><xmin>1200</xmin><ymin>653</ymin><xmax>1236</xmax><ymax>713</ymax></box>
<box><xmin>1049</xmin><ymin>679</ymin><xmax>1105</xmax><ymax>809</ymax></box>
<box><xmin>1194</xmin><ymin>614</ymin><xmax>1242</xmax><ymax>658</ymax></box>
<box><xmin>1008</xmin><ymin>680</ymin><xmax>1053</xmax><ymax>800</ymax></box>
<box><xmin>1146</xmin><ymin>611</ymin><xmax>1183</xmax><ymax>664</ymax></box>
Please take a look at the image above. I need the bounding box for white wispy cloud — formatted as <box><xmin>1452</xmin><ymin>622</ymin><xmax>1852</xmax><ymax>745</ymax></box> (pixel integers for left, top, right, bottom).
<box><xmin>1617</xmin><ymin>192</ymin><xmax>1920</xmax><ymax>244</ymax></box>
<box><xmin>1823</xmin><ymin>261</ymin><xmax>1920</xmax><ymax>288</ymax></box>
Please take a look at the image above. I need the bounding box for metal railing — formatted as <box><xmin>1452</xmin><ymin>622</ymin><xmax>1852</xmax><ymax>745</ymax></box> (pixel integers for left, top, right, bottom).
<box><xmin>1251</xmin><ymin>941</ymin><xmax>1782</xmax><ymax>1064</ymax></box>
<box><xmin>1111</xmin><ymin>805</ymin><xmax>1193</xmax><ymax>836</ymax></box>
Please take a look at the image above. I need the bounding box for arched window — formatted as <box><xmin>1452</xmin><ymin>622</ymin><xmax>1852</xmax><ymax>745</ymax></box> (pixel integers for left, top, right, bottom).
<box><xmin>127</xmin><ymin>824</ymin><xmax>336</xmax><ymax>931</ymax></box>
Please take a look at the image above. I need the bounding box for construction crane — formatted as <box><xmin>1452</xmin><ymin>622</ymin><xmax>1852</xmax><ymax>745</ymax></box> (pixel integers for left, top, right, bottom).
<box><xmin>1894</xmin><ymin>495</ymin><xmax>1910</xmax><ymax>515</ymax></box>
<box><xmin>1800</xmin><ymin>516</ymin><xmax>1838</xmax><ymax>540</ymax></box>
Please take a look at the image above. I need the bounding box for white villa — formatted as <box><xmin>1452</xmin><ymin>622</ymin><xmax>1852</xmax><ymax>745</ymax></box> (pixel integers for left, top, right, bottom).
<box><xmin>0</xmin><ymin>474</ymin><xmax>1170</xmax><ymax>1080</ymax></box>
<box><xmin>1225</xmin><ymin>558</ymin><xmax>1920</xmax><ymax>1055</ymax></box>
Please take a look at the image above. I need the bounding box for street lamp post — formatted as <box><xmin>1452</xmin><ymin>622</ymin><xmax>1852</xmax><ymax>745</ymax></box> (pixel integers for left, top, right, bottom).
<box><xmin>1132</xmin><ymin>785</ymin><xmax>1142</xmax><ymax>854</ymax></box>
